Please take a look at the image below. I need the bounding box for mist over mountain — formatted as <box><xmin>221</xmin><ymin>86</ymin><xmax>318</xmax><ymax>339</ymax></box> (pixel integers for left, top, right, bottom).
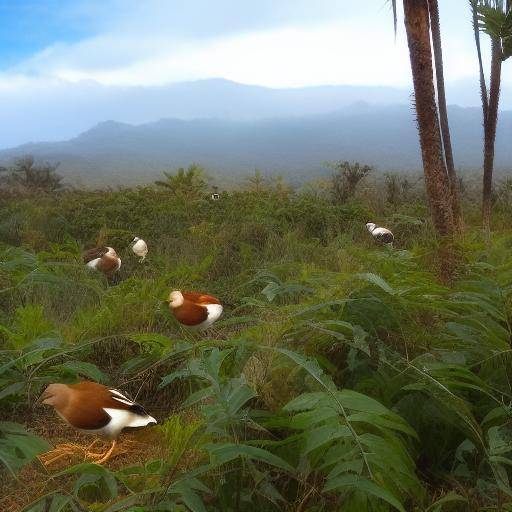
<box><xmin>1</xmin><ymin>99</ymin><xmax>510</xmax><ymax>187</ymax></box>
<box><xmin>1</xmin><ymin>78</ymin><xmax>415</xmax><ymax>149</ymax></box>
<box><xmin>2</xmin><ymin>77</ymin><xmax>512</xmax><ymax>150</ymax></box>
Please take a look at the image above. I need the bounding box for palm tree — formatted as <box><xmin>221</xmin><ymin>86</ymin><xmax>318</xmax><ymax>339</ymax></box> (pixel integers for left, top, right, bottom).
<box><xmin>155</xmin><ymin>163</ymin><xmax>208</xmax><ymax>199</ymax></box>
<box><xmin>392</xmin><ymin>0</ymin><xmax>455</xmax><ymax>238</ymax></box>
<box><xmin>428</xmin><ymin>0</ymin><xmax>463</xmax><ymax>232</ymax></box>
<box><xmin>470</xmin><ymin>0</ymin><xmax>512</xmax><ymax>233</ymax></box>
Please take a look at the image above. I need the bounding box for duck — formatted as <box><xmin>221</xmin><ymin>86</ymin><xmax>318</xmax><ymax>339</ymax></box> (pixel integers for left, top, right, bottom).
<box><xmin>131</xmin><ymin>237</ymin><xmax>148</xmax><ymax>262</ymax></box>
<box><xmin>83</xmin><ymin>246</ymin><xmax>121</xmax><ymax>276</ymax></box>
<box><xmin>38</xmin><ymin>381</ymin><xmax>156</xmax><ymax>465</ymax></box>
<box><xmin>366</xmin><ymin>222</ymin><xmax>394</xmax><ymax>245</ymax></box>
<box><xmin>168</xmin><ymin>290</ymin><xmax>223</xmax><ymax>329</ymax></box>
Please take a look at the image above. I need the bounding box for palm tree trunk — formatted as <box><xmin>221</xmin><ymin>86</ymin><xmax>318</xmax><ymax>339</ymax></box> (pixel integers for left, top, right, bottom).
<box><xmin>482</xmin><ymin>39</ymin><xmax>502</xmax><ymax>232</ymax></box>
<box><xmin>471</xmin><ymin>0</ymin><xmax>489</xmax><ymax>122</ymax></box>
<box><xmin>428</xmin><ymin>0</ymin><xmax>463</xmax><ymax>232</ymax></box>
<box><xmin>403</xmin><ymin>0</ymin><xmax>454</xmax><ymax>238</ymax></box>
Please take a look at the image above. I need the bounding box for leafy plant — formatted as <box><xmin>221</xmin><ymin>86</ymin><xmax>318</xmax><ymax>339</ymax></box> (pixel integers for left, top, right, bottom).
<box><xmin>0</xmin><ymin>422</ymin><xmax>50</xmax><ymax>477</ymax></box>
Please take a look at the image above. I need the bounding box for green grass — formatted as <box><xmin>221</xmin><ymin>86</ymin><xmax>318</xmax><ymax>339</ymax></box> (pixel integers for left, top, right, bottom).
<box><xmin>1</xmin><ymin>182</ymin><xmax>512</xmax><ymax>511</ymax></box>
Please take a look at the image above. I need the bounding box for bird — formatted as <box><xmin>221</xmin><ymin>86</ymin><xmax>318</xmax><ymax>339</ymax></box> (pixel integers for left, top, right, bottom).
<box><xmin>167</xmin><ymin>290</ymin><xmax>223</xmax><ymax>329</ymax></box>
<box><xmin>131</xmin><ymin>237</ymin><xmax>148</xmax><ymax>262</ymax></box>
<box><xmin>38</xmin><ymin>381</ymin><xmax>156</xmax><ymax>466</ymax></box>
<box><xmin>83</xmin><ymin>246</ymin><xmax>121</xmax><ymax>276</ymax></box>
<box><xmin>366</xmin><ymin>222</ymin><xmax>394</xmax><ymax>245</ymax></box>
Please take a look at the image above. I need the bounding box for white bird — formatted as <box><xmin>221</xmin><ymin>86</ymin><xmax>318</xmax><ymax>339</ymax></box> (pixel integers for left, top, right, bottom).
<box><xmin>366</xmin><ymin>222</ymin><xmax>394</xmax><ymax>245</ymax></box>
<box><xmin>131</xmin><ymin>237</ymin><xmax>148</xmax><ymax>262</ymax></box>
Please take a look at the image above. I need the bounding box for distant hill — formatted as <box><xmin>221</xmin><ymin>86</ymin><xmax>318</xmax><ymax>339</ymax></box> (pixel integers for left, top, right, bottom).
<box><xmin>1</xmin><ymin>103</ymin><xmax>511</xmax><ymax>186</ymax></box>
<box><xmin>1</xmin><ymin>78</ymin><xmax>416</xmax><ymax>149</ymax></box>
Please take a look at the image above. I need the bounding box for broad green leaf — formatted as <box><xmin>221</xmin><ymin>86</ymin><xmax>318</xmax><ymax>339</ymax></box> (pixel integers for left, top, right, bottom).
<box><xmin>51</xmin><ymin>360</ymin><xmax>106</xmax><ymax>382</ymax></box>
<box><xmin>226</xmin><ymin>383</ymin><xmax>256</xmax><ymax>415</ymax></box>
<box><xmin>324</xmin><ymin>474</ymin><xmax>405</xmax><ymax>512</ymax></box>
<box><xmin>355</xmin><ymin>273</ymin><xmax>395</xmax><ymax>295</ymax></box>
<box><xmin>206</xmin><ymin>442</ymin><xmax>294</xmax><ymax>472</ymax></box>
<box><xmin>0</xmin><ymin>381</ymin><xmax>26</xmax><ymax>400</ymax></box>
<box><xmin>304</xmin><ymin>424</ymin><xmax>351</xmax><ymax>454</ymax></box>
<box><xmin>0</xmin><ymin>422</ymin><xmax>50</xmax><ymax>476</ymax></box>
<box><xmin>425</xmin><ymin>491</ymin><xmax>468</xmax><ymax>511</ymax></box>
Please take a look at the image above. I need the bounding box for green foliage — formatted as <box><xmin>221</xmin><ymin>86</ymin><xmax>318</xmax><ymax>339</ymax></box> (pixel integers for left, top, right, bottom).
<box><xmin>1</xmin><ymin>183</ymin><xmax>512</xmax><ymax>510</ymax></box>
<box><xmin>0</xmin><ymin>422</ymin><xmax>50</xmax><ymax>477</ymax></box>
<box><xmin>4</xmin><ymin>305</ymin><xmax>55</xmax><ymax>350</ymax></box>
<box><xmin>327</xmin><ymin>160</ymin><xmax>372</xmax><ymax>203</ymax></box>
<box><xmin>155</xmin><ymin>164</ymin><xmax>209</xmax><ymax>201</ymax></box>
<box><xmin>475</xmin><ymin>1</ymin><xmax>512</xmax><ymax>60</ymax></box>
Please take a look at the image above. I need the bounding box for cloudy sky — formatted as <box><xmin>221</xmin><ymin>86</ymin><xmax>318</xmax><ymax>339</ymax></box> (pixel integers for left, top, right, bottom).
<box><xmin>0</xmin><ymin>0</ymin><xmax>510</xmax><ymax>147</ymax></box>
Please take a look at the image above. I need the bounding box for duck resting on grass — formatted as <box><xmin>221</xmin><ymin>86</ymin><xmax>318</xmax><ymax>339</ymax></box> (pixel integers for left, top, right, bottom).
<box><xmin>131</xmin><ymin>237</ymin><xmax>148</xmax><ymax>262</ymax></box>
<box><xmin>366</xmin><ymin>222</ymin><xmax>394</xmax><ymax>246</ymax></box>
<box><xmin>167</xmin><ymin>290</ymin><xmax>223</xmax><ymax>329</ymax></box>
<box><xmin>83</xmin><ymin>246</ymin><xmax>121</xmax><ymax>276</ymax></box>
<box><xmin>38</xmin><ymin>381</ymin><xmax>156</xmax><ymax>466</ymax></box>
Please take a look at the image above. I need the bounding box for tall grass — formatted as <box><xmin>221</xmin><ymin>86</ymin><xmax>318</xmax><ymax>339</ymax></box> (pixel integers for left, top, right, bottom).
<box><xmin>1</xmin><ymin>181</ymin><xmax>512</xmax><ymax>510</ymax></box>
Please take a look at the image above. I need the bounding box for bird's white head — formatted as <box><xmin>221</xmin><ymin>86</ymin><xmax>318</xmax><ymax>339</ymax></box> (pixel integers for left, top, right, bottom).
<box><xmin>168</xmin><ymin>290</ymin><xmax>184</xmax><ymax>308</ymax></box>
<box><xmin>132</xmin><ymin>237</ymin><xmax>140</xmax><ymax>243</ymax></box>
<box><xmin>366</xmin><ymin>223</ymin><xmax>377</xmax><ymax>233</ymax></box>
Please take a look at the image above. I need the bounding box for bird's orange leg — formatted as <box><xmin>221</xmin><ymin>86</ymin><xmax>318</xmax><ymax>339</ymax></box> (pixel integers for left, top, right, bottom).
<box><xmin>93</xmin><ymin>440</ymin><xmax>117</xmax><ymax>465</ymax></box>
<box><xmin>82</xmin><ymin>439</ymin><xmax>106</xmax><ymax>459</ymax></box>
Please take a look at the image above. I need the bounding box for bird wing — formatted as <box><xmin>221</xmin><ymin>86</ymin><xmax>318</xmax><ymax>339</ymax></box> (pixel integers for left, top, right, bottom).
<box><xmin>108</xmin><ymin>388</ymin><xmax>151</xmax><ymax>417</ymax></box>
<box><xmin>182</xmin><ymin>291</ymin><xmax>221</xmax><ymax>305</ymax></box>
<box><xmin>173</xmin><ymin>301</ymin><xmax>209</xmax><ymax>326</ymax></box>
<box><xmin>374</xmin><ymin>229</ymin><xmax>394</xmax><ymax>244</ymax></box>
<box><xmin>96</xmin><ymin>256</ymin><xmax>121</xmax><ymax>274</ymax></box>
<box><xmin>83</xmin><ymin>246</ymin><xmax>108</xmax><ymax>263</ymax></box>
<box><xmin>64</xmin><ymin>382</ymin><xmax>113</xmax><ymax>430</ymax></box>
<box><xmin>64</xmin><ymin>382</ymin><xmax>151</xmax><ymax>430</ymax></box>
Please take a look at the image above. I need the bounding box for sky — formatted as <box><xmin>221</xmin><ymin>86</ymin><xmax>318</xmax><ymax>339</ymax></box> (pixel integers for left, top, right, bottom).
<box><xmin>0</xmin><ymin>0</ymin><xmax>511</xmax><ymax>147</ymax></box>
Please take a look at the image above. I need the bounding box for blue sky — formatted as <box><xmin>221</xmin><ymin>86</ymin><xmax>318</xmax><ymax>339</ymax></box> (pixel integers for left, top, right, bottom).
<box><xmin>0</xmin><ymin>1</ymin><xmax>92</xmax><ymax>67</ymax></box>
<box><xmin>0</xmin><ymin>0</ymin><xmax>510</xmax><ymax>148</ymax></box>
<box><xmin>0</xmin><ymin>0</ymin><xmax>494</xmax><ymax>87</ymax></box>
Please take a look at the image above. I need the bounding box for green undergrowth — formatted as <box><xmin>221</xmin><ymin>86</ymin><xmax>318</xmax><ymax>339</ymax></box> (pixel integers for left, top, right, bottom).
<box><xmin>1</xmin><ymin>185</ymin><xmax>512</xmax><ymax>511</ymax></box>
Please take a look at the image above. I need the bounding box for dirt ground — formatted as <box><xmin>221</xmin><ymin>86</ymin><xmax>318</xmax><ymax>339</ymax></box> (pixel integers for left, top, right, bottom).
<box><xmin>0</xmin><ymin>409</ymin><xmax>165</xmax><ymax>512</ymax></box>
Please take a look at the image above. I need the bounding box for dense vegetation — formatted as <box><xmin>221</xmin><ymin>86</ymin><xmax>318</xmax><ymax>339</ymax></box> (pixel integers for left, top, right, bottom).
<box><xmin>2</xmin><ymin>168</ymin><xmax>512</xmax><ymax>511</ymax></box>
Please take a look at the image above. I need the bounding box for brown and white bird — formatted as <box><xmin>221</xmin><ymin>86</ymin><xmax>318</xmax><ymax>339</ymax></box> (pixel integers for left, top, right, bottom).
<box><xmin>131</xmin><ymin>237</ymin><xmax>148</xmax><ymax>262</ymax></box>
<box><xmin>39</xmin><ymin>381</ymin><xmax>156</xmax><ymax>465</ymax></box>
<box><xmin>366</xmin><ymin>222</ymin><xmax>394</xmax><ymax>246</ymax></box>
<box><xmin>83</xmin><ymin>246</ymin><xmax>121</xmax><ymax>276</ymax></box>
<box><xmin>168</xmin><ymin>290</ymin><xmax>223</xmax><ymax>329</ymax></box>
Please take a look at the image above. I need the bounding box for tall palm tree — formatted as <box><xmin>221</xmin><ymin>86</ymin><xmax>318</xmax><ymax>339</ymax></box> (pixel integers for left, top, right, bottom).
<box><xmin>470</xmin><ymin>0</ymin><xmax>512</xmax><ymax>232</ymax></box>
<box><xmin>428</xmin><ymin>0</ymin><xmax>463</xmax><ymax>232</ymax></box>
<box><xmin>392</xmin><ymin>0</ymin><xmax>455</xmax><ymax>239</ymax></box>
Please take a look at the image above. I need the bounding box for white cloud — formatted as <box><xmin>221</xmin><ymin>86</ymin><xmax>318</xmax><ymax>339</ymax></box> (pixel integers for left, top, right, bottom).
<box><xmin>5</xmin><ymin>2</ymin><xmax>511</xmax><ymax>91</ymax></box>
<box><xmin>0</xmin><ymin>0</ymin><xmax>511</xmax><ymax>149</ymax></box>
<box><xmin>7</xmin><ymin>20</ymin><xmax>412</xmax><ymax>88</ymax></box>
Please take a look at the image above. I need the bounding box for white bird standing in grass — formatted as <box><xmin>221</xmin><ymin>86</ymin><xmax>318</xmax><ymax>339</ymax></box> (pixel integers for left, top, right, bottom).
<box><xmin>131</xmin><ymin>237</ymin><xmax>148</xmax><ymax>262</ymax></box>
<box><xmin>366</xmin><ymin>222</ymin><xmax>394</xmax><ymax>246</ymax></box>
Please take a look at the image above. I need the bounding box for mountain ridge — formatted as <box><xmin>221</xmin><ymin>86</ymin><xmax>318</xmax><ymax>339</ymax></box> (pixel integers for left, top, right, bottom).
<box><xmin>1</xmin><ymin>102</ymin><xmax>510</xmax><ymax>186</ymax></box>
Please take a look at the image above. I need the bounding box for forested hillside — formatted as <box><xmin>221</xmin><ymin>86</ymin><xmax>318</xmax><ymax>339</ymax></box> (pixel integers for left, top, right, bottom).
<box><xmin>1</xmin><ymin>104</ymin><xmax>511</xmax><ymax>186</ymax></box>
